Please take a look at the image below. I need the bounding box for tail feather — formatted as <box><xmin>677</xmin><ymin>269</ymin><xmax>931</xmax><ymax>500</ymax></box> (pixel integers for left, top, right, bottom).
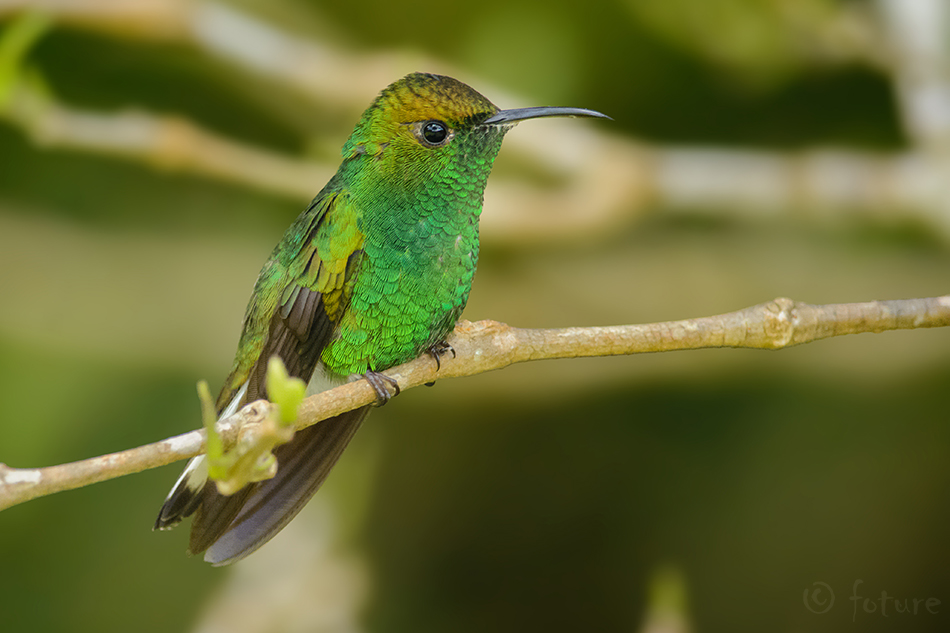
<box><xmin>153</xmin><ymin>456</ymin><xmax>208</xmax><ymax>530</ymax></box>
<box><xmin>182</xmin><ymin>406</ymin><xmax>370</xmax><ymax>565</ymax></box>
<box><xmin>153</xmin><ymin>382</ymin><xmax>248</xmax><ymax>532</ymax></box>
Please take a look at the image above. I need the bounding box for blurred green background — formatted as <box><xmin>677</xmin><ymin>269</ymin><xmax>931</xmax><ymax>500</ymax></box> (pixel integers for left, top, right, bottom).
<box><xmin>1</xmin><ymin>1</ymin><xmax>948</xmax><ymax>632</ymax></box>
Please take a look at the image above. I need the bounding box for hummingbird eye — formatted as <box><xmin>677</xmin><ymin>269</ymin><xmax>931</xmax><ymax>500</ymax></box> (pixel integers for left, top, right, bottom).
<box><xmin>420</xmin><ymin>120</ymin><xmax>450</xmax><ymax>146</ymax></box>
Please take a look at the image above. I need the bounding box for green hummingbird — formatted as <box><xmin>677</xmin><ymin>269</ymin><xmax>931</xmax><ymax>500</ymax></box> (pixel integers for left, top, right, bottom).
<box><xmin>154</xmin><ymin>72</ymin><xmax>608</xmax><ymax>565</ymax></box>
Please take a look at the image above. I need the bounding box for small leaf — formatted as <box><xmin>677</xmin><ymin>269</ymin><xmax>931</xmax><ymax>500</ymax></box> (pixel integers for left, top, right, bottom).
<box><xmin>0</xmin><ymin>12</ymin><xmax>53</xmax><ymax>108</ymax></box>
<box><xmin>198</xmin><ymin>380</ymin><xmax>231</xmax><ymax>481</ymax></box>
<box><xmin>265</xmin><ymin>356</ymin><xmax>306</xmax><ymax>426</ymax></box>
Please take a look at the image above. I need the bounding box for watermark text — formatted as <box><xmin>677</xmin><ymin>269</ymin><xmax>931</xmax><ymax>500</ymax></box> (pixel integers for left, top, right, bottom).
<box><xmin>803</xmin><ymin>580</ymin><xmax>941</xmax><ymax>621</ymax></box>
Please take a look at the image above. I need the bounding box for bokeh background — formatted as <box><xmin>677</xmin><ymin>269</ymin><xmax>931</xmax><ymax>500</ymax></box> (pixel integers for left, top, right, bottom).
<box><xmin>1</xmin><ymin>1</ymin><xmax>949</xmax><ymax>632</ymax></box>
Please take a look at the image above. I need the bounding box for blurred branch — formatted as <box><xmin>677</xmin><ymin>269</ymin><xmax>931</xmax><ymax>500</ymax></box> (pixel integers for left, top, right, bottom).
<box><xmin>4</xmin><ymin>74</ymin><xmax>950</xmax><ymax>242</ymax></box>
<box><xmin>2</xmin><ymin>294</ymin><xmax>948</xmax><ymax>512</ymax></box>
<box><xmin>0</xmin><ymin>80</ymin><xmax>331</xmax><ymax>198</ymax></box>
<box><xmin>3</xmin><ymin>1</ymin><xmax>950</xmax><ymax>242</ymax></box>
<box><xmin>625</xmin><ymin>0</ymin><xmax>891</xmax><ymax>79</ymax></box>
<box><xmin>0</xmin><ymin>0</ymin><xmax>191</xmax><ymax>41</ymax></box>
<box><xmin>875</xmin><ymin>0</ymin><xmax>950</xmax><ymax>149</ymax></box>
<box><xmin>0</xmin><ymin>0</ymin><xmax>454</xmax><ymax>105</ymax></box>
<box><xmin>872</xmin><ymin>0</ymin><xmax>950</xmax><ymax>234</ymax></box>
<box><xmin>0</xmin><ymin>0</ymin><xmax>891</xmax><ymax>98</ymax></box>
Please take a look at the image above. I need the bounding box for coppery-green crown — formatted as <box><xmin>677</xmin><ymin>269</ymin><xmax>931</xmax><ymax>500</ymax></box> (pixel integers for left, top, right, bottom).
<box><xmin>342</xmin><ymin>73</ymin><xmax>499</xmax><ymax>157</ymax></box>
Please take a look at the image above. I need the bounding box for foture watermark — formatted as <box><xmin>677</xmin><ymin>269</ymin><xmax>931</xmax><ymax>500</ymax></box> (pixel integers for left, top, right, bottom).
<box><xmin>803</xmin><ymin>580</ymin><xmax>941</xmax><ymax>621</ymax></box>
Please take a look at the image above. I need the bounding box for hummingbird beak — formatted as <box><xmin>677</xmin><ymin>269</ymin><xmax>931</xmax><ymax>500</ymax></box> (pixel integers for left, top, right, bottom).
<box><xmin>482</xmin><ymin>106</ymin><xmax>611</xmax><ymax>126</ymax></box>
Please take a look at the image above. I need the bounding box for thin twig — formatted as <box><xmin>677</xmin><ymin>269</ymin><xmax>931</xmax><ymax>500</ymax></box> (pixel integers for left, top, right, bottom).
<box><xmin>1</xmin><ymin>295</ymin><xmax>947</xmax><ymax>512</ymax></box>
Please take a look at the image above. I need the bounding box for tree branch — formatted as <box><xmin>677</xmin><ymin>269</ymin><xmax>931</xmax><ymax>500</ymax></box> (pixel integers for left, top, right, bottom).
<box><xmin>2</xmin><ymin>295</ymin><xmax>947</xmax><ymax>512</ymax></box>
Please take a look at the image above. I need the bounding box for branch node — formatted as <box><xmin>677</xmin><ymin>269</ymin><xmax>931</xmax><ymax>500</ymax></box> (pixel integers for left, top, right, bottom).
<box><xmin>764</xmin><ymin>296</ymin><xmax>797</xmax><ymax>348</ymax></box>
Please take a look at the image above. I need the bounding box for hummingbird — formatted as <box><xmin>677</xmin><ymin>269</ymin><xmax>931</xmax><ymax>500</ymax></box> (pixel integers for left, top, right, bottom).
<box><xmin>154</xmin><ymin>72</ymin><xmax>608</xmax><ymax>565</ymax></box>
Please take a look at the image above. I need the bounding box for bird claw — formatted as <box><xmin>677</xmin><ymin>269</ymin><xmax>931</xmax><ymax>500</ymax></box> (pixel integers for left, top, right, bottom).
<box><xmin>364</xmin><ymin>370</ymin><xmax>400</xmax><ymax>406</ymax></box>
<box><xmin>424</xmin><ymin>341</ymin><xmax>456</xmax><ymax>387</ymax></box>
<box><xmin>427</xmin><ymin>341</ymin><xmax>456</xmax><ymax>371</ymax></box>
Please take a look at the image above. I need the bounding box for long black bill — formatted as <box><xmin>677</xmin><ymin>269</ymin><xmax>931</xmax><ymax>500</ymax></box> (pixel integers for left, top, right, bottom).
<box><xmin>482</xmin><ymin>106</ymin><xmax>610</xmax><ymax>126</ymax></box>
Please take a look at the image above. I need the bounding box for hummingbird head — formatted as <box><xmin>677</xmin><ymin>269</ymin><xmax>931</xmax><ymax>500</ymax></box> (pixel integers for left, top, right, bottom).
<box><xmin>341</xmin><ymin>73</ymin><xmax>607</xmax><ymax>208</ymax></box>
<box><xmin>342</xmin><ymin>73</ymin><xmax>499</xmax><ymax>169</ymax></box>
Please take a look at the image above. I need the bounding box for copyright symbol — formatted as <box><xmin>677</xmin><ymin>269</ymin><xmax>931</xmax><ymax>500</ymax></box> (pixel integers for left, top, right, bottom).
<box><xmin>803</xmin><ymin>581</ymin><xmax>835</xmax><ymax>614</ymax></box>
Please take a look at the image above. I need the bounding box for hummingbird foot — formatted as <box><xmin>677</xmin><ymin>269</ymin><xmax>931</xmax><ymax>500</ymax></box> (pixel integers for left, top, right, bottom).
<box><xmin>425</xmin><ymin>341</ymin><xmax>457</xmax><ymax>387</ymax></box>
<box><xmin>363</xmin><ymin>370</ymin><xmax>400</xmax><ymax>405</ymax></box>
<box><xmin>427</xmin><ymin>341</ymin><xmax>456</xmax><ymax>371</ymax></box>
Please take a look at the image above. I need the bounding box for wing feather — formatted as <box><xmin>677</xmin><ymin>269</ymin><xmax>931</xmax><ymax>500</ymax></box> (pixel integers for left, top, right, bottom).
<box><xmin>156</xmin><ymin>188</ymin><xmax>368</xmax><ymax>560</ymax></box>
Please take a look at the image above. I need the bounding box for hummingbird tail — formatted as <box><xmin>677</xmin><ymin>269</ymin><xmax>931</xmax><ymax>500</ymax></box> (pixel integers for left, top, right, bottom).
<box><xmin>153</xmin><ymin>382</ymin><xmax>250</xmax><ymax>531</ymax></box>
<box><xmin>153</xmin><ymin>455</ymin><xmax>208</xmax><ymax>530</ymax></box>
<box><xmin>191</xmin><ymin>405</ymin><xmax>369</xmax><ymax>565</ymax></box>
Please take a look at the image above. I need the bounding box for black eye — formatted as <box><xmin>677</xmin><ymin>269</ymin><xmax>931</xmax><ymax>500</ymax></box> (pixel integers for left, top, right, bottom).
<box><xmin>422</xmin><ymin>120</ymin><xmax>448</xmax><ymax>145</ymax></box>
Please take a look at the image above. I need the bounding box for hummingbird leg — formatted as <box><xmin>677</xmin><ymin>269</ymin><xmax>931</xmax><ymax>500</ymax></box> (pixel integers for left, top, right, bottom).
<box><xmin>427</xmin><ymin>341</ymin><xmax>456</xmax><ymax>371</ymax></box>
<box><xmin>363</xmin><ymin>370</ymin><xmax>400</xmax><ymax>406</ymax></box>
<box><xmin>425</xmin><ymin>341</ymin><xmax>457</xmax><ymax>387</ymax></box>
